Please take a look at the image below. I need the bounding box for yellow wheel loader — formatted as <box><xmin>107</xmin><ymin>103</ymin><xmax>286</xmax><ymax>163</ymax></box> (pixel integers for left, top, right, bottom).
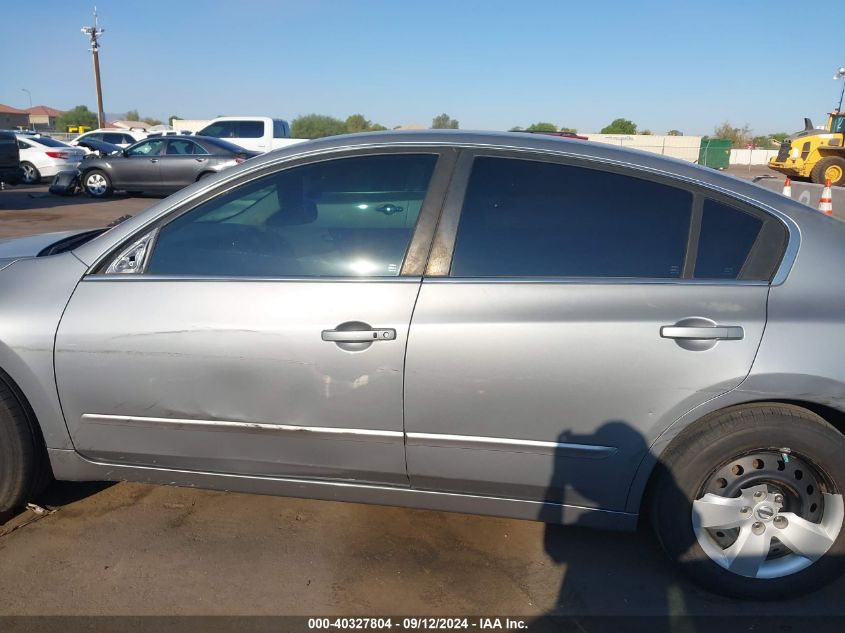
<box><xmin>768</xmin><ymin>112</ymin><xmax>845</xmax><ymax>186</ymax></box>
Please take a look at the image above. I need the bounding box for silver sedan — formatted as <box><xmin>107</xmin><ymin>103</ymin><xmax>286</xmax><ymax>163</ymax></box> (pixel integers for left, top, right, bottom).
<box><xmin>0</xmin><ymin>131</ymin><xmax>843</xmax><ymax>600</ymax></box>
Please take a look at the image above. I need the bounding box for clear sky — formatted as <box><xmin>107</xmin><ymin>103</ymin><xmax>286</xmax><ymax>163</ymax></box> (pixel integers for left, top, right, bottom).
<box><xmin>1</xmin><ymin>0</ymin><xmax>842</xmax><ymax>136</ymax></box>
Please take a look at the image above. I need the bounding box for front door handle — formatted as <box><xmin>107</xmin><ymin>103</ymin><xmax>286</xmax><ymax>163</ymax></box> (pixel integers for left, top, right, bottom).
<box><xmin>322</xmin><ymin>328</ymin><xmax>396</xmax><ymax>342</ymax></box>
<box><xmin>150</xmin><ymin>158</ymin><xmax>159</xmax><ymax>163</ymax></box>
<box><xmin>660</xmin><ymin>326</ymin><xmax>744</xmax><ymax>340</ymax></box>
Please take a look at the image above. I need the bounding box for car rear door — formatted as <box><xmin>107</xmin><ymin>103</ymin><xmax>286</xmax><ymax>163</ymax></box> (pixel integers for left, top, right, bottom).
<box><xmin>55</xmin><ymin>148</ymin><xmax>455</xmax><ymax>485</ymax></box>
<box><xmin>158</xmin><ymin>139</ymin><xmax>209</xmax><ymax>189</ymax></box>
<box><xmin>404</xmin><ymin>151</ymin><xmax>786</xmax><ymax>517</ymax></box>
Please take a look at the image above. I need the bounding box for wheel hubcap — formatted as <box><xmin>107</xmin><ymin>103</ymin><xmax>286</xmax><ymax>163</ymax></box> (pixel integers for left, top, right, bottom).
<box><xmin>22</xmin><ymin>165</ymin><xmax>35</xmax><ymax>183</ymax></box>
<box><xmin>86</xmin><ymin>174</ymin><xmax>107</xmax><ymax>195</ymax></box>
<box><xmin>825</xmin><ymin>165</ymin><xmax>843</xmax><ymax>183</ymax></box>
<box><xmin>692</xmin><ymin>450</ymin><xmax>844</xmax><ymax>579</ymax></box>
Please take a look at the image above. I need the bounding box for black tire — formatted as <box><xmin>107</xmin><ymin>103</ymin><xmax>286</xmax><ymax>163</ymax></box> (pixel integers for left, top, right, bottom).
<box><xmin>0</xmin><ymin>376</ymin><xmax>51</xmax><ymax>512</ymax></box>
<box><xmin>650</xmin><ymin>404</ymin><xmax>845</xmax><ymax>599</ymax></box>
<box><xmin>20</xmin><ymin>162</ymin><xmax>40</xmax><ymax>185</ymax></box>
<box><xmin>83</xmin><ymin>169</ymin><xmax>113</xmax><ymax>198</ymax></box>
<box><xmin>811</xmin><ymin>157</ymin><xmax>845</xmax><ymax>186</ymax></box>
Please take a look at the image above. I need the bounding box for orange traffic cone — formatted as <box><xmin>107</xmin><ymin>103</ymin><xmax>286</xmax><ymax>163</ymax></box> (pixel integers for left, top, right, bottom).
<box><xmin>819</xmin><ymin>179</ymin><xmax>833</xmax><ymax>215</ymax></box>
<box><xmin>782</xmin><ymin>177</ymin><xmax>792</xmax><ymax>198</ymax></box>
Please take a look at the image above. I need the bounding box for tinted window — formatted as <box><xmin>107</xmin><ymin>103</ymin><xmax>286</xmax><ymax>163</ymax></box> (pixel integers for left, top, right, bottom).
<box><xmin>238</xmin><ymin>121</ymin><xmax>264</xmax><ymax>138</ymax></box>
<box><xmin>126</xmin><ymin>140</ymin><xmax>165</xmax><ymax>156</ymax></box>
<box><xmin>695</xmin><ymin>199</ymin><xmax>763</xmax><ymax>279</ymax></box>
<box><xmin>198</xmin><ymin>121</ymin><xmax>237</xmax><ymax>138</ymax></box>
<box><xmin>102</xmin><ymin>133</ymin><xmax>124</xmax><ymax>144</ymax></box>
<box><xmin>83</xmin><ymin>133</ymin><xmax>104</xmax><ymax>142</ymax></box>
<box><xmin>166</xmin><ymin>140</ymin><xmax>207</xmax><ymax>155</ymax></box>
<box><xmin>451</xmin><ymin>157</ymin><xmax>692</xmax><ymax>278</ymax></box>
<box><xmin>146</xmin><ymin>154</ymin><xmax>437</xmax><ymax>277</ymax></box>
<box><xmin>273</xmin><ymin>120</ymin><xmax>288</xmax><ymax>138</ymax></box>
<box><xmin>32</xmin><ymin>136</ymin><xmax>69</xmax><ymax>148</ymax></box>
<box><xmin>17</xmin><ymin>140</ymin><xmax>31</xmax><ymax>149</ymax></box>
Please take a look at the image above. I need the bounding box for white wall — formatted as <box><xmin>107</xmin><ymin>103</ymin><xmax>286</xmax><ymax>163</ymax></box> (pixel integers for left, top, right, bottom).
<box><xmin>729</xmin><ymin>149</ymin><xmax>779</xmax><ymax>165</ymax></box>
<box><xmin>584</xmin><ymin>134</ymin><xmax>702</xmax><ymax>162</ymax></box>
<box><xmin>172</xmin><ymin>119</ymin><xmax>211</xmax><ymax>133</ymax></box>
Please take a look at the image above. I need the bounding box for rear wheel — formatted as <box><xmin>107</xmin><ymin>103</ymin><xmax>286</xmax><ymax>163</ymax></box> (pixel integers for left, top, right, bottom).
<box><xmin>20</xmin><ymin>162</ymin><xmax>39</xmax><ymax>185</ymax></box>
<box><xmin>811</xmin><ymin>157</ymin><xmax>845</xmax><ymax>186</ymax></box>
<box><xmin>0</xmin><ymin>378</ymin><xmax>50</xmax><ymax>512</ymax></box>
<box><xmin>650</xmin><ymin>404</ymin><xmax>845</xmax><ymax>599</ymax></box>
<box><xmin>83</xmin><ymin>170</ymin><xmax>113</xmax><ymax>198</ymax></box>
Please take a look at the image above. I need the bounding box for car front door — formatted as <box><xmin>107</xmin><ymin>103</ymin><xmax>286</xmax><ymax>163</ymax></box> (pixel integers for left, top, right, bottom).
<box><xmin>55</xmin><ymin>149</ymin><xmax>454</xmax><ymax>486</ymax></box>
<box><xmin>113</xmin><ymin>139</ymin><xmax>165</xmax><ymax>189</ymax></box>
<box><xmin>158</xmin><ymin>139</ymin><xmax>209</xmax><ymax>190</ymax></box>
<box><xmin>404</xmin><ymin>152</ymin><xmax>785</xmax><ymax>518</ymax></box>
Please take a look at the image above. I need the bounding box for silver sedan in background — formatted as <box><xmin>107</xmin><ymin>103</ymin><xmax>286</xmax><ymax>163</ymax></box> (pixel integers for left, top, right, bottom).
<box><xmin>0</xmin><ymin>130</ymin><xmax>843</xmax><ymax>600</ymax></box>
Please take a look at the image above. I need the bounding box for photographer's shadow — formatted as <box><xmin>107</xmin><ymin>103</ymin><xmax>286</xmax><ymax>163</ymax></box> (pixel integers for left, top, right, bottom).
<box><xmin>535</xmin><ymin>421</ymin><xmax>697</xmax><ymax>630</ymax></box>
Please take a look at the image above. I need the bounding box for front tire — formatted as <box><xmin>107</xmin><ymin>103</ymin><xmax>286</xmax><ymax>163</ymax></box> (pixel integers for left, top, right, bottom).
<box><xmin>650</xmin><ymin>404</ymin><xmax>845</xmax><ymax>599</ymax></box>
<box><xmin>811</xmin><ymin>157</ymin><xmax>845</xmax><ymax>186</ymax></box>
<box><xmin>0</xmin><ymin>379</ymin><xmax>50</xmax><ymax>512</ymax></box>
<box><xmin>20</xmin><ymin>162</ymin><xmax>40</xmax><ymax>185</ymax></box>
<box><xmin>83</xmin><ymin>170</ymin><xmax>113</xmax><ymax>198</ymax></box>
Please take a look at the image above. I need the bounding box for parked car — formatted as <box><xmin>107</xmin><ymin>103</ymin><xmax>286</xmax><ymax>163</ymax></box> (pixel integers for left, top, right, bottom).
<box><xmin>1</xmin><ymin>131</ymin><xmax>844</xmax><ymax>600</ymax></box>
<box><xmin>0</xmin><ymin>131</ymin><xmax>23</xmax><ymax>185</ymax></box>
<box><xmin>16</xmin><ymin>134</ymin><xmax>85</xmax><ymax>184</ymax></box>
<box><xmin>79</xmin><ymin>135</ymin><xmax>259</xmax><ymax>197</ymax></box>
<box><xmin>195</xmin><ymin>116</ymin><xmax>307</xmax><ymax>152</ymax></box>
<box><xmin>70</xmin><ymin>129</ymin><xmax>147</xmax><ymax>150</ymax></box>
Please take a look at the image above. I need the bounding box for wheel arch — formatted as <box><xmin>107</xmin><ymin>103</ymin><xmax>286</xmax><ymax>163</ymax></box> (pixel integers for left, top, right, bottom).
<box><xmin>629</xmin><ymin>397</ymin><xmax>845</xmax><ymax>518</ymax></box>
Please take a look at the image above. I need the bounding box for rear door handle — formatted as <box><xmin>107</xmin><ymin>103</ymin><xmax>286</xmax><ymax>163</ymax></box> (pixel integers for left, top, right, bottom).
<box><xmin>321</xmin><ymin>328</ymin><xmax>396</xmax><ymax>342</ymax></box>
<box><xmin>660</xmin><ymin>326</ymin><xmax>744</xmax><ymax>340</ymax></box>
<box><xmin>150</xmin><ymin>158</ymin><xmax>159</xmax><ymax>163</ymax></box>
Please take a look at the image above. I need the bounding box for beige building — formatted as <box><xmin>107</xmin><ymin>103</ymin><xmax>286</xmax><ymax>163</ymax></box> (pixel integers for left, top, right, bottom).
<box><xmin>25</xmin><ymin>106</ymin><xmax>63</xmax><ymax>131</ymax></box>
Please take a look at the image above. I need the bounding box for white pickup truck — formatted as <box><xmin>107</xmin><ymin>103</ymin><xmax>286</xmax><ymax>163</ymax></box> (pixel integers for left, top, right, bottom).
<box><xmin>195</xmin><ymin>116</ymin><xmax>307</xmax><ymax>153</ymax></box>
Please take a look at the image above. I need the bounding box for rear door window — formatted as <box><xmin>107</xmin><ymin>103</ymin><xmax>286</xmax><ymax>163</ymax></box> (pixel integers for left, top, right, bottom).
<box><xmin>450</xmin><ymin>157</ymin><xmax>693</xmax><ymax>278</ymax></box>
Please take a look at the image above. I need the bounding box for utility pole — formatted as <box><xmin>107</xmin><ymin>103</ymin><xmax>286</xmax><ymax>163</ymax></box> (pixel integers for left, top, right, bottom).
<box><xmin>81</xmin><ymin>7</ymin><xmax>106</xmax><ymax>128</ymax></box>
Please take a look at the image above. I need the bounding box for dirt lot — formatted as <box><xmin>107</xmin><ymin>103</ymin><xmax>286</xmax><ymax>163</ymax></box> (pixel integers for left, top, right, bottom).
<box><xmin>0</xmin><ymin>184</ymin><xmax>153</xmax><ymax>238</ymax></box>
<box><xmin>1</xmin><ymin>179</ymin><xmax>842</xmax><ymax>625</ymax></box>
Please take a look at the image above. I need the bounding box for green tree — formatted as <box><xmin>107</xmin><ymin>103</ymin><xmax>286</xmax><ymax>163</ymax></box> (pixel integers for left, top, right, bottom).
<box><xmin>126</xmin><ymin>109</ymin><xmax>140</xmax><ymax>121</ymax></box>
<box><xmin>368</xmin><ymin>123</ymin><xmax>388</xmax><ymax>131</ymax></box>
<box><xmin>169</xmin><ymin>115</ymin><xmax>181</xmax><ymax>125</ymax></box>
<box><xmin>345</xmin><ymin>114</ymin><xmax>371</xmax><ymax>133</ymax></box>
<box><xmin>143</xmin><ymin>117</ymin><xmax>163</xmax><ymax>126</ymax></box>
<box><xmin>560</xmin><ymin>127</ymin><xmax>578</xmax><ymax>134</ymax></box>
<box><xmin>640</xmin><ymin>129</ymin><xmax>653</xmax><ymax>135</ymax></box>
<box><xmin>508</xmin><ymin>126</ymin><xmax>524</xmax><ymax>132</ymax></box>
<box><xmin>291</xmin><ymin>114</ymin><xmax>347</xmax><ymax>139</ymax></box>
<box><xmin>600</xmin><ymin>118</ymin><xmax>637</xmax><ymax>134</ymax></box>
<box><xmin>667</xmin><ymin>129</ymin><xmax>683</xmax><ymax>136</ymax></box>
<box><xmin>56</xmin><ymin>105</ymin><xmax>98</xmax><ymax>131</ymax></box>
<box><xmin>713</xmin><ymin>121</ymin><xmax>752</xmax><ymax>146</ymax></box>
<box><xmin>525</xmin><ymin>122</ymin><xmax>558</xmax><ymax>132</ymax></box>
<box><xmin>771</xmin><ymin>132</ymin><xmax>789</xmax><ymax>143</ymax></box>
<box><xmin>431</xmin><ymin>113</ymin><xmax>459</xmax><ymax>129</ymax></box>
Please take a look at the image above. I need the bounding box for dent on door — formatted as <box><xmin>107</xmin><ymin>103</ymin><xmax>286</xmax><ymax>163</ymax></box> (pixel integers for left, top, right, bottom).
<box><xmin>54</xmin><ymin>279</ymin><xmax>418</xmax><ymax>485</ymax></box>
